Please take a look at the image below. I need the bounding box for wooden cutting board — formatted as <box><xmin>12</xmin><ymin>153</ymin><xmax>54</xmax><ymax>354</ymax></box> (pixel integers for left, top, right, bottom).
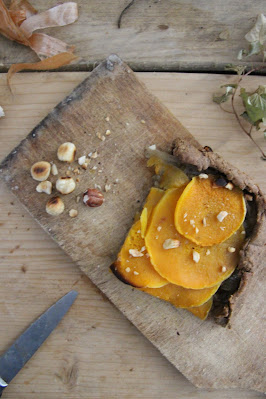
<box><xmin>0</xmin><ymin>55</ymin><xmax>265</xmax><ymax>393</ymax></box>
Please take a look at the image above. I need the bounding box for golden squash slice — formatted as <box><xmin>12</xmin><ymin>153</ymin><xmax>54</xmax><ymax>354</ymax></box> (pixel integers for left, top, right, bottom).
<box><xmin>145</xmin><ymin>187</ymin><xmax>245</xmax><ymax>289</ymax></box>
<box><xmin>112</xmin><ymin>220</ymin><xmax>168</xmax><ymax>288</ymax></box>
<box><xmin>174</xmin><ymin>175</ymin><xmax>246</xmax><ymax>246</ymax></box>
<box><xmin>187</xmin><ymin>298</ymin><xmax>213</xmax><ymax>320</ymax></box>
<box><xmin>147</xmin><ymin>156</ymin><xmax>189</xmax><ymax>190</ymax></box>
<box><xmin>112</xmin><ymin>187</ymin><xmax>167</xmax><ymax>288</ymax></box>
<box><xmin>140</xmin><ymin>282</ymin><xmax>219</xmax><ymax>308</ymax></box>
<box><xmin>140</xmin><ymin>187</ymin><xmax>164</xmax><ymax>238</ymax></box>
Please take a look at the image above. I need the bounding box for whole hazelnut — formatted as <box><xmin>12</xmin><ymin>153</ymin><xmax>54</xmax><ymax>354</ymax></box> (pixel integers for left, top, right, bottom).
<box><xmin>56</xmin><ymin>177</ymin><xmax>76</xmax><ymax>194</ymax></box>
<box><xmin>31</xmin><ymin>161</ymin><xmax>51</xmax><ymax>181</ymax></box>
<box><xmin>83</xmin><ymin>189</ymin><xmax>104</xmax><ymax>207</ymax></box>
<box><xmin>46</xmin><ymin>196</ymin><xmax>64</xmax><ymax>216</ymax></box>
<box><xmin>57</xmin><ymin>142</ymin><xmax>76</xmax><ymax>163</ymax></box>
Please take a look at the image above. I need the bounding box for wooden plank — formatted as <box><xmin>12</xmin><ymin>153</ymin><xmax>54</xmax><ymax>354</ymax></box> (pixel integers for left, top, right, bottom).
<box><xmin>0</xmin><ymin>0</ymin><xmax>264</xmax><ymax>72</ymax></box>
<box><xmin>0</xmin><ymin>69</ymin><xmax>265</xmax><ymax>399</ymax></box>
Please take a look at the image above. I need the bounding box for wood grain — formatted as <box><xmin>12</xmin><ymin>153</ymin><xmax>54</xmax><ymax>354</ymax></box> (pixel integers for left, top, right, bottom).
<box><xmin>0</xmin><ymin>0</ymin><xmax>265</xmax><ymax>72</ymax></box>
<box><xmin>0</xmin><ymin>68</ymin><xmax>265</xmax><ymax>399</ymax></box>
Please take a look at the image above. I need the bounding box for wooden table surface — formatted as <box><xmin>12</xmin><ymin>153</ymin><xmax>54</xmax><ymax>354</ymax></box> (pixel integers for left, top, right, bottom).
<box><xmin>0</xmin><ymin>0</ymin><xmax>265</xmax><ymax>72</ymax></box>
<box><xmin>0</xmin><ymin>71</ymin><xmax>265</xmax><ymax>399</ymax></box>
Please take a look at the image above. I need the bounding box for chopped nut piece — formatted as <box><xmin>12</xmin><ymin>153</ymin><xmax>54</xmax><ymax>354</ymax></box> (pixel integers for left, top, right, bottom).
<box><xmin>148</xmin><ymin>144</ymin><xmax>156</xmax><ymax>150</ymax></box>
<box><xmin>190</xmin><ymin>219</ymin><xmax>195</xmax><ymax>226</ymax></box>
<box><xmin>241</xmin><ymin>231</ymin><xmax>246</xmax><ymax>235</ymax></box>
<box><xmin>57</xmin><ymin>142</ymin><xmax>76</xmax><ymax>163</ymax></box>
<box><xmin>225</xmin><ymin>182</ymin><xmax>234</xmax><ymax>190</ymax></box>
<box><xmin>78</xmin><ymin>155</ymin><xmax>86</xmax><ymax>165</ymax></box>
<box><xmin>36</xmin><ymin>180</ymin><xmax>52</xmax><ymax>195</ymax></box>
<box><xmin>221</xmin><ymin>266</ymin><xmax>227</xmax><ymax>273</ymax></box>
<box><xmin>56</xmin><ymin>177</ymin><xmax>76</xmax><ymax>194</ymax></box>
<box><xmin>220</xmin><ymin>226</ymin><xmax>225</xmax><ymax>231</ymax></box>
<box><xmin>81</xmin><ymin>163</ymin><xmax>88</xmax><ymax>170</ymax></box>
<box><xmin>31</xmin><ymin>161</ymin><xmax>51</xmax><ymax>181</ymax></box>
<box><xmin>105</xmin><ymin>184</ymin><xmax>111</xmax><ymax>192</ymax></box>
<box><xmin>129</xmin><ymin>249</ymin><xmax>144</xmax><ymax>257</ymax></box>
<box><xmin>66</xmin><ymin>170</ymin><xmax>71</xmax><ymax>176</ymax></box>
<box><xmin>133</xmin><ymin>271</ymin><xmax>139</xmax><ymax>275</ymax></box>
<box><xmin>105</xmin><ymin>129</ymin><xmax>111</xmax><ymax>136</ymax></box>
<box><xmin>137</xmin><ymin>230</ymin><xmax>141</xmax><ymax>234</ymax></box>
<box><xmin>46</xmin><ymin>196</ymin><xmax>64</xmax><ymax>216</ymax></box>
<box><xmin>141</xmin><ymin>119</ymin><xmax>146</xmax><ymax>124</ymax></box>
<box><xmin>105</xmin><ymin>116</ymin><xmax>110</xmax><ymax>122</ymax></box>
<box><xmin>228</xmin><ymin>247</ymin><xmax>236</xmax><ymax>253</ymax></box>
<box><xmin>206</xmin><ymin>249</ymin><xmax>210</xmax><ymax>255</ymax></box>
<box><xmin>51</xmin><ymin>164</ymin><xmax>58</xmax><ymax>176</ymax></box>
<box><xmin>140</xmin><ymin>246</ymin><xmax>146</xmax><ymax>252</ymax></box>
<box><xmin>163</xmin><ymin>239</ymin><xmax>180</xmax><ymax>250</ymax></box>
<box><xmin>125</xmin><ymin>267</ymin><xmax>131</xmax><ymax>272</ymax></box>
<box><xmin>73</xmin><ymin>168</ymin><xmax>80</xmax><ymax>175</ymax></box>
<box><xmin>202</xmin><ymin>217</ymin><xmax>207</xmax><ymax>227</ymax></box>
<box><xmin>83</xmin><ymin>188</ymin><xmax>104</xmax><ymax>207</ymax></box>
<box><xmin>192</xmin><ymin>250</ymin><xmax>200</xmax><ymax>263</ymax></box>
<box><xmin>76</xmin><ymin>196</ymin><xmax>80</xmax><ymax>203</ymax></box>
<box><xmin>145</xmin><ymin>253</ymin><xmax>150</xmax><ymax>258</ymax></box>
<box><xmin>96</xmin><ymin>132</ymin><xmax>105</xmax><ymax>141</ymax></box>
<box><xmin>157</xmin><ymin>226</ymin><xmax>162</xmax><ymax>232</ymax></box>
<box><xmin>91</xmin><ymin>151</ymin><xmax>98</xmax><ymax>159</ymax></box>
<box><xmin>92</xmin><ymin>166</ymin><xmax>97</xmax><ymax>170</ymax></box>
<box><xmin>183</xmin><ymin>212</ymin><xmax>187</xmax><ymax>219</ymax></box>
<box><xmin>69</xmin><ymin>209</ymin><xmax>78</xmax><ymax>218</ymax></box>
<box><xmin>94</xmin><ymin>184</ymin><xmax>101</xmax><ymax>190</ymax></box>
<box><xmin>195</xmin><ymin>227</ymin><xmax>199</xmax><ymax>234</ymax></box>
<box><xmin>217</xmin><ymin>211</ymin><xmax>228</xmax><ymax>222</ymax></box>
<box><xmin>199</xmin><ymin>173</ymin><xmax>208</xmax><ymax>179</ymax></box>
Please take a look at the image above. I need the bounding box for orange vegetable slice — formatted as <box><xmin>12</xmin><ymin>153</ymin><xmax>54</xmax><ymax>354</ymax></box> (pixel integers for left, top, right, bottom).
<box><xmin>145</xmin><ymin>188</ymin><xmax>245</xmax><ymax>289</ymax></box>
<box><xmin>187</xmin><ymin>298</ymin><xmax>213</xmax><ymax>320</ymax></box>
<box><xmin>112</xmin><ymin>188</ymin><xmax>167</xmax><ymax>288</ymax></box>
<box><xmin>140</xmin><ymin>282</ymin><xmax>219</xmax><ymax>308</ymax></box>
<box><xmin>140</xmin><ymin>187</ymin><xmax>164</xmax><ymax>237</ymax></box>
<box><xmin>174</xmin><ymin>175</ymin><xmax>246</xmax><ymax>246</ymax></box>
<box><xmin>112</xmin><ymin>220</ymin><xmax>168</xmax><ymax>288</ymax></box>
<box><xmin>147</xmin><ymin>156</ymin><xmax>189</xmax><ymax>189</ymax></box>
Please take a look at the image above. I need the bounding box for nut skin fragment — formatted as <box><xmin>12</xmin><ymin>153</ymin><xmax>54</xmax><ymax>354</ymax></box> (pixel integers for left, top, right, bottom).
<box><xmin>57</xmin><ymin>142</ymin><xmax>76</xmax><ymax>163</ymax></box>
<box><xmin>46</xmin><ymin>196</ymin><xmax>64</xmax><ymax>216</ymax></box>
<box><xmin>31</xmin><ymin>161</ymin><xmax>51</xmax><ymax>181</ymax></box>
<box><xmin>83</xmin><ymin>188</ymin><xmax>104</xmax><ymax>207</ymax></box>
<box><xmin>36</xmin><ymin>180</ymin><xmax>52</xmax><ymax>195</ymax></box>
<box><xmin>56</xmin><ymin>177</ymin><xmax>76</xmax><ymax>194</ymax></box>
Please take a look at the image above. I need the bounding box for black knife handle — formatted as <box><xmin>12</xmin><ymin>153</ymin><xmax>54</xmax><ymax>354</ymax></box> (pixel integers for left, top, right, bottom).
<box><xmin>0</xmin><ymin>385</ymin><xmax>5</xmax><ymax>397</ymax></box>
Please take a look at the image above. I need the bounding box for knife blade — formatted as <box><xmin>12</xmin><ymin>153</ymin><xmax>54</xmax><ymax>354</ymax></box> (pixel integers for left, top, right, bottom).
<box><xmin>0</xmin><ymin>290</ymin><xmax>78</xmax><ymax>396</ymax></box>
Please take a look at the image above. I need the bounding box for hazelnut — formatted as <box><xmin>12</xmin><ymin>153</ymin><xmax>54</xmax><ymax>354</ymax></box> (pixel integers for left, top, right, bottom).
<box><xmin>57</xmin><ymin>142</ymin><xmax>76</xmax><ymax>162</ymax></box>
<box><xmin>36</xmin><ymin>180</ymin><xmax>52</xmax><ymax>195</ymax></box>
<box><xmin>46</xmin><ymin>196</ymin><xmax>64</xmax><ymax>216</ymax></box>
<box><xmin>31</xmin><ymin>161</ymin><xmax>51</xmax><ymax>181</ymax></box>
<box><xmin>56</xmin><ymin>177</ymin><xmax>76</xmax><ymax>194</ymax></box>
<box><xmin>83</xmin><ymin>188</ymin><xmax>104</xmax><ymax>207</ymax></box>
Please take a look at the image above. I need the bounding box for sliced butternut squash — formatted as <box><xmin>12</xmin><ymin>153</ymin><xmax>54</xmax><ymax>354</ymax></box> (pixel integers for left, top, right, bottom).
<box><xmin>187</xmin><ymin>298</ymin><xmax>213</xmax><ymax>320</ymax></box>
<box><xmin>113</xmin><ymin>220</ymin><xmax>168</xmax><ymax>288</ymax></box>
<box><xmin>140</xmin><ymin>187</ymin><xmax>164</xmax><ymax>238</ymax></box>
<box><xmin>145</xmin><ymin>188</ymin><xmax>245</xmax><ymax>289</ymax></box>
<box><xmin>174</xmin><ymin>175</ymin><xmax>246</xmax><ymax>246</ymax></box>
<box><xmin>140</xmin><ymin>282</ymin><xmax>219</xmax><ymax>308</ymax></box>
<box><xmin>147</xmin><ymin>156</ymin><xmax>189</xmax><ymax>189</ymax></box>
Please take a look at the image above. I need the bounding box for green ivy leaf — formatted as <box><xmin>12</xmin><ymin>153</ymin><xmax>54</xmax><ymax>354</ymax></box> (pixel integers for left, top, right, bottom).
<box><xmin>240</xmin><ymin>87</ymin><xmax>266</xmax><ymax>126</ymax></box>
<box><xmin>213</xmin><ymin>85</ymin><xmax>236</xmax><ymax>104</ymax></box>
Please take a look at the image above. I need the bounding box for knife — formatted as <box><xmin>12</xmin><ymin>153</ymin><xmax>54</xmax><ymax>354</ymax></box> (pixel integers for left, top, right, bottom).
<box><xmin>0</xmin><ymin>290</ymin><xmax>78</xmax><ymax>396</ymax></box>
